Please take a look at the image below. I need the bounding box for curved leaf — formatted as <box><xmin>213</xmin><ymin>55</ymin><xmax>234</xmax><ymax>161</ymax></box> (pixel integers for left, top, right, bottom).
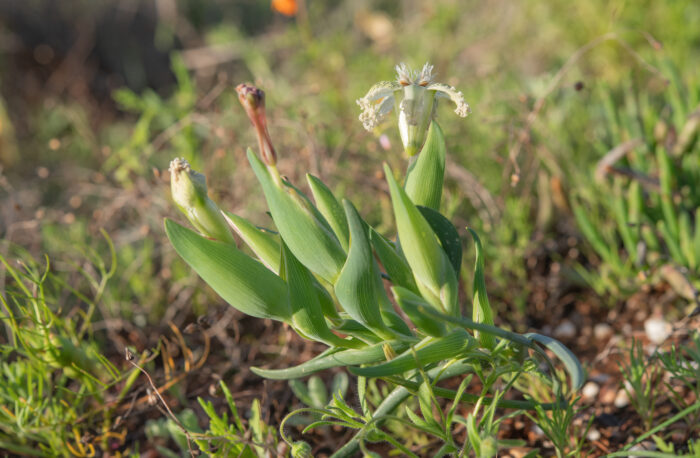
<box><xmin>248</xmin><ymin>149</ymin><xmax>345</xmax><ymax>282</ymax></box>
<box><xmin>349</xmin><ymin>329</ymin><xmax>475</xmax><ymax>377</ymax></box>
<box><xmin>418</xmin><ymin>206</ymin><xmax>462</xmax><ymax>275</ymax></box>
<box><xmin>222</xmin><ymin>210</ymin><xmax>280</xmax><ymax>272</ymax></box>
<box><xmin>370</xmin><ymin>228</ymin><xmax>419</xmax><ymax>293</ymax></box>
<box><xmin>334</xmin><ymin>200</ymin><xmax>396</xmax><ymax>339</ymax></box>
<box><xmin>281</xmin><ymin>243</ymin><xmax>360</xmax><ymax>348</ymax></box>
<box><xmin>467</xmin><ymin>228</ymin><xmax>495</xmax><ymax>349</ymax></box>
<box><xmin>391</xmin><ymin>286</ymin><xmax>446</xmax><ymax>337</ymax></box>
<box><xmin>384</xmin><ymin>163</ymin><xmax>458</xmax><ymax>316</ymax></box>
<box><xmin>524</xmin><ymin>332</ymin><xmax>585</xmax><ymax>392</ymax></box>
<box><xmin>307</xmin><ymin>174</ymin><xmax>350</xmax><ymax>252</ymax></box>
<box><xmin>165</xmin><ymin>218</ymin><xmax>290</xmax><ymax>322</ymax></box>
<box><xmin>251</xmin><ymin>340</ymin><xmax>411</xmax><ymax>380</ymax></box>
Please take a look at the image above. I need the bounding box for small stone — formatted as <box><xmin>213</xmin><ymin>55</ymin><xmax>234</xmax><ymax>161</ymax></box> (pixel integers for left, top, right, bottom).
<box><xmin>553</xmin><ymin>320</ymin><xmax>576</xmax><ymax>339</ymax></box>
<box><xmin>629</xmin><ymin>441</ymin><xmax>657</xmax><ymax>458</ymax></box>
<box><xmin>590</xmin><ymin>373</ymin><xmax>612</xmax><ymax>384</ymax></box>
<box><xmin>587</xmin><ymin>428</ymin><xmax>601</xmax><ymax>441</ymax></box>
<box><xmin>582</xmin><ymin>382</ymin><xmax>600</xmax><ymax>400</ymax></box>
<box><xmin>600</xmin><ymin>388</ymin><xmax>616</xmax><ymax>405</ymax></box>
<box><xmin>614</xmin><ymin>389</ymin><xmax>630</xmax><ymax>408</ymax></box>
<box><xmin>593</xmin><ymin>323</ymin><xmax>613</xmax><ymax>340</ymax></box>
<box><xmin>644</xmin><ymin>317</ymin><xmax>671</xmax><ymax>344</ymax></box>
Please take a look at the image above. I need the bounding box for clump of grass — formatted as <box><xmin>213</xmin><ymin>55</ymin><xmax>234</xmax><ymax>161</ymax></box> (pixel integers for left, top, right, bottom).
<box><xmin>572</xmin><ymin>65</ymin><xmax>700</xmax><ymax>300</ymax></box>
<box><xmin>0</xmin><ymin>242</ymin><xmax>133</xmax><ymax>455</ymax></box>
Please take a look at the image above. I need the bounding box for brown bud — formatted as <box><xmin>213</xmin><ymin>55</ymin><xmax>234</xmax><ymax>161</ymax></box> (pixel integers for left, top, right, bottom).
<box><xmin>236</xmin><ymin>83</ymin><xmax>277</xmax><ymax>166</ymax></box>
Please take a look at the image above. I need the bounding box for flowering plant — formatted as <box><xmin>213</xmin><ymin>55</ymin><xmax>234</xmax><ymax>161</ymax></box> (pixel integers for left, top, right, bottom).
<box><xmin>166</xmin><ymin>63</ymin><xmax>583</xmax><ymax>456</ymax></box>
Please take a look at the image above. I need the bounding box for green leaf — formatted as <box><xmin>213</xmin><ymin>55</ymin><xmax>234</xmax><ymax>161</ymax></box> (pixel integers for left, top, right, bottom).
<box><xmin>330</xmin><ymin>372</ymin><xmax>349</xmax><ymax>399</ymax></box>
<box><xmin>468</xmin><ymin>228</ymin><xmax>495</xmax><ymax>349</ymax></box>
<box><xmin>384</xmin><ymin>163</ymin><xmax>458</xmax><ymax>316</ymax></box>
<box><xmin>333</xmin><ymin>319</ymin><xmax>382</xmax><ymax>343</ymax></box>
<box><xmin>405</xmin><ymin>406</ymin><xmax>444</xmax><ymax>436</ymax></box>
<box><xmin>405</xmin><ymin>122</ymin><xmax>446</xmax><ymax>210</ymax></box>
<box><xmin>222</xmin><ymin>211</ymin><xmax>280</xmax><ymax>272</ymax></box>
<box><xmin>524</xmin><ymin>332</ymin><xmax>585</xmax><ymax>392</ymax></box>
<box><xmin>349</xmin><ymin>329</ymin><xmax>475</xmax><ymax>377</ymax></box>
<box><xmin>334</xmin><ymin>200</ymin><xmax>396</xmax><ymax>339</ymax></box>
<box><xmin>418</xmin><ymin>205</ymin><xmax>462</xmax><ymax>276</ymax></box>
<box><xmin>289</xmin><ymin>379</ymin><xmax>314</xmax><ymax>406</ymax></box>
<box><xmin>308</xmin><ymin>375</ymin><xmax>328</xmax><ymax>407</ymax></box>
<box><xmin>391</xmin><ymin>286</ymin><xmax>446</xmax><ymax>337</ymax></box>
<box><xmin>165</xmin><ymin>218</ymin><xmax>290</xmax><ymax>322</ymax></box>
<box><xmin>307</xmin><ymin>174</ymin><xmax>350</xmax><ymax>252</ymax></box>
<box><xmin>248</xmin><ymin>149</ymin><xmax>345</xmax><ymax>282</ymax></box>
<box><xmin>250</xmin><ymin>340</ymin><xmax>411</xmax><ymax>380</ymax></box>
<box><xmin>281</xmin><ymin>243</ymin><xmax>359</xmax><ymax>348</ymax></box>
<box><xmin>370</xmin><ymin>229</ymin><xmax>419</xmax><ymax>293</ymax></box>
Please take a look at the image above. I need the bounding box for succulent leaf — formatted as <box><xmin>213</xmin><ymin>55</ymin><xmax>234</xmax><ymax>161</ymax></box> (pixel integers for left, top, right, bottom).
<box><xmin>165</xmin><ymin>218</ymin><xmax>290</xmax><ymax>322</ymax></box>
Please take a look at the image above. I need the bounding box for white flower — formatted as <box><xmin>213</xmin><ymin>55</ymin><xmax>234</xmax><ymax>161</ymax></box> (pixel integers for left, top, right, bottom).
<box><xmin>356</xmin><ymin>62</ymin><xmax>470</xmax><ymax>154</ymax></box>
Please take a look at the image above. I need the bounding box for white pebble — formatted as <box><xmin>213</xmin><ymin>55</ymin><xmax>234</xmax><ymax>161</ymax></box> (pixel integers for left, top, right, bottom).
<box><xmin>593</xmin><ymin>323</ymin><xmax>613</xmax><ymax>340</ymax></box>
<box><xmin>614</xmin><ymin>389</ymin><xmax>630</xmax><ymax>408</ymax></box>
<box><xmin>553</xmin><ymin>320</ymin><xmax>576</xmax><ymax>339</ymax></box>
<box><xmin>582</xmin><ymin>382</ymin><xmax>600</xmax><ymax>400</ymax></box>
<box><xmin>644</xmin><ymin>317</ymin><xmax>671</xmax><ymax>345</ymax></box>
<box><xmin>587</xmin><ymin>428</ymin><xmax>601</xmax><ymax>441</ymax></box>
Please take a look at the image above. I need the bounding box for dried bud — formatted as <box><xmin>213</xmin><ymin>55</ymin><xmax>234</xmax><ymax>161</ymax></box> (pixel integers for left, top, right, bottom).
<box><xmin>236</xmin><ymin>83</ymin><xmax>277</xmax><ymax>166</ymax></box>
<box><xmin>169</xmin><ymin>158</ymin><xmax>235</xmax><ymax>244</ymax></box>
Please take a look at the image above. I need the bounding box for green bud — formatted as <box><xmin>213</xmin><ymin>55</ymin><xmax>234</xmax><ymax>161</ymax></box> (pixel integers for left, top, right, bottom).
<box><xmin>480</xmin><ymin>436</ymin><xmax>498</xmax><ymax>458</ymax></box>
<box><xmin>291</xmin><ymin>441</ymin><xmax>312</xmax><ymax>458</ymax></box>
<box><xmin>169</xmin><ymin>158</ymin><xmax>235</xmax><ymax>245</ymax></box>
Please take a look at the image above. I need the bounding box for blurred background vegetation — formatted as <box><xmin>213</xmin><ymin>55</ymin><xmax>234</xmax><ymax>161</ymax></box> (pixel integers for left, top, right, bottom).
<box><xmin>0</xmin><ymin>0</ymin><xmax>698</xmax><ymax>455</ymax></box>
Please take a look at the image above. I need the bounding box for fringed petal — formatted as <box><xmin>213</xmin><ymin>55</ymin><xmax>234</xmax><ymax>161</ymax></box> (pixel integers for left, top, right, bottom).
<box><xmin>428</xmin><ymin>82</ymin><xmax>471</xmax><ymax>117</ymax></box>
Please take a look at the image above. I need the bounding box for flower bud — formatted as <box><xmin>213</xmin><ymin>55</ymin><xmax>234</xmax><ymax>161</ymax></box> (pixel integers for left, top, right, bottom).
<box><xmin>236</xmin><ymin>83</ymin><xmax>277</xmax><ymax>166</ymax></box>
<box><xmin>291</xmin><ymin>441</ymin><xmax>312</xmax><ymax>458</ymax></box>
<box><xmin>169</xmin><ymin>158</ymin><xmax>235</xmax><ymax>245</ymax></box>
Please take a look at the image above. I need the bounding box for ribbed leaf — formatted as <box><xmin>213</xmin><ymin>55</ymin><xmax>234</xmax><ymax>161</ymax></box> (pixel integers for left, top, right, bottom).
<box><xmin>418</xmin><ymin>205</ymin><xmax>462</xmax><ymax>275</ymax></box>
<box><xmin>333</xmin><ymin>319</ymin><xmax>382</xmax><ymax>344</ymax></box>
<box><xmin>334</xmin><ymin>200</ymin><xmax>396</xmax><ymax>339</ymax></box>
<box><xmin>384</xmin><ymin>163</ymin><xmax>458</xmax><ymax>316</ymax></box>
<box><xmin>250</xmin><ymin>340</ymin><xmax>411</xmax><ymax>380</ymax></box>
<box><xmin>307</xmin><ymin>174</ymin><xmax>350</xmax><ymax>252</ymax></box>
<box><xmin>349</xmin><ymin>329</ymin><xmax>475</xmax><ymax>377</ymax></box>
<box><xmin>165</xmin><ymin>218</ymin><xmax>290</xmax><ymax>322</ymax></box>
<box><xmin>405</xmin><ymin>122</ymin><xmax>446</xmax><ymax>210</ymax></box>
<box><xmin>222</xmin><ymin>210</ymin><xmax>339</xmax><ymax>319</ymax></box>
<box><xmin>222</xmin><ymin>211</ymin><xmax>280</xmax><ymax>272</ymax></box>
<box><xmin>370</xmin><ymin>229</ymin><xmax>418</xmax><ymax>293</ymax></box>
<box><xmin>281</xmin><ymin>243</ymin><xmax>360</xmax><ymax>348</ymax></box>
<box><xmin>392</xmin><ymin>286</ymin><xmax>446</xmax><ymax>337</ymax></box>
<box><xmin>248</xmin><ymin>149</ymin><xmax>345</xmax><ymax>282</ymax></box>
<box><xmin>468</xmin><ymin>228</ymin><xmax>495</xmax><ymax>349</ymax></box>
